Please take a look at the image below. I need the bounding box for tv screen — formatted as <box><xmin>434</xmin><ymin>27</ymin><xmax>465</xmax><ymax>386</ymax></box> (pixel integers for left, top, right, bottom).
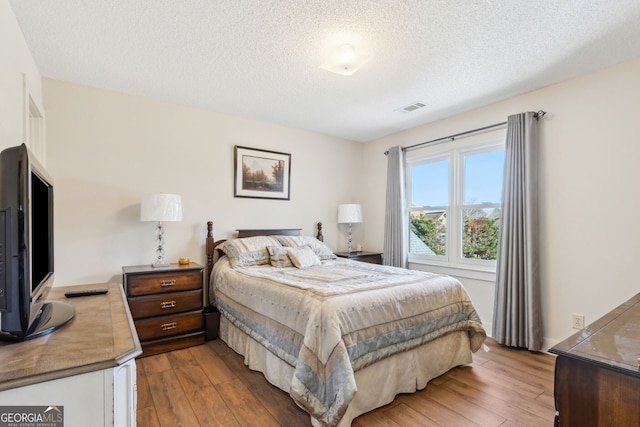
<box><xmin>30</xmin><ymin>169</ymin><xmax>53</xmax><ymax>295</ymax></box>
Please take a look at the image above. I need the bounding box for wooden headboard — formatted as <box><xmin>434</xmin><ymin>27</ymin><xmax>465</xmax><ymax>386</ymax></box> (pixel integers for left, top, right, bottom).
<box><xmin>205</xmin><ymin>221</ymin><xmax>323</xmax><ymax>279</ymax></box>
<box><xmin>236</xmin><ymin>228</ymin><xmax>301</xmax><ymax>238</ymax></box>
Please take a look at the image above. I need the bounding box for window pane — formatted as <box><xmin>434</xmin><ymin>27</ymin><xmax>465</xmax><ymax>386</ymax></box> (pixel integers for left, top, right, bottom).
<box><xmin>409</xmin><ymin>211</ymin><xmax>447</xmax><ymax>256</ymax></box>
<box><xmin>464</xmin><ymin>150</ymin><xmax>505</xmax><ymax>204</ymax></box>
<box><xmin>462</xmin><ymin>208</ymin><xmax>500</xmax><ymax>260</ymax></box>
<box><xmin>410</xmin><ymin>159</ymin><xmax>449</xmax><ymax>207</ymax></box>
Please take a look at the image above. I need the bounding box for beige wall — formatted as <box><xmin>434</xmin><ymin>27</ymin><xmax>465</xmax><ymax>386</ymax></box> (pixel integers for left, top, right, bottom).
<box><xmin>0</xmin><ymin>0</ymin><xmax>43</xmax><ymax>153</ymax></box>
<box><xmin>43</xmin><ymin>79</ymin><xmax>364</xmax><ymax>286</ymax></box>
<box><xmin>362</xmin><ymin>57</ymin><xmax>640</xmax><ymax>347</ymax></box>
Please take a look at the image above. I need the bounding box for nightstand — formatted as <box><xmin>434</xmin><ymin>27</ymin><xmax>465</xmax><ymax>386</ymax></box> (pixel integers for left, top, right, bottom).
<box><xmin>122</xmin><ymin>263</ymin><xmax>205</xmax><ymax>357</ymax></box>
<box><xmin>334</xmin><ymin>251</ymin><xmax>383</xmax><ymax>264</ymax></box>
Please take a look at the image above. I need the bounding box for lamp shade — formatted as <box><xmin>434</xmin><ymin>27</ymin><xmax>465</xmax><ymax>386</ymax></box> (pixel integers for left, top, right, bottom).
<box><xmin>140</xmin><ymin>193</ymin><xmax>183</xmax><ymax>222</ymax></box>
<box><xmin>337</xmin><ymin>204</ymin><xmax>362</xmax><ymax>224</ymax></box>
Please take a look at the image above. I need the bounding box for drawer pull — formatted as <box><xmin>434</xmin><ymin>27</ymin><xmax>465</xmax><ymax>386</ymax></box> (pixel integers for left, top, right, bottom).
<box><xmin>160</xmin><ymin>279</ymin><xmax>176</xmax><ymax>287</ymax></box>
<box><xmin>160</xmin><ymin>301</ymin><xmax>177</xmax><ymax>309</ymax></box>
<box><xmin>161</xmin><ymin>322</ymin><xmax>177</xmax><ymax>331</ymax></box>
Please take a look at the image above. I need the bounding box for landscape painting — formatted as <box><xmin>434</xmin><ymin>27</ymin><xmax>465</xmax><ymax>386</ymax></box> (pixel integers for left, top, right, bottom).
<box><xmin>234</xmin><ymin>146</ymin><xmax>291</xmax><ymax>200</ymax></box>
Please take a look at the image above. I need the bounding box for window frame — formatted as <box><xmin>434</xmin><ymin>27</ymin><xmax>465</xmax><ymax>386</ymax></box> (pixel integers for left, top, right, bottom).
<box><xmin>406</xmin><ymin>130</ymin><xmax>506</xmax><ymax>272</ymax></box>
<box><xmin>407</xmin><ymin>152</ymin><xmax>452</xmax><ymax>261</ymax></box>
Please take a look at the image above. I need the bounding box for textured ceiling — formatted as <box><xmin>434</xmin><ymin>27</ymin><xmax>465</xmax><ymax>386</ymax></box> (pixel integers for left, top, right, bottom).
<box><xmin>9</xmin><ymin>0</ymin><xmax>640</xmax><ymax>142</ymax></box>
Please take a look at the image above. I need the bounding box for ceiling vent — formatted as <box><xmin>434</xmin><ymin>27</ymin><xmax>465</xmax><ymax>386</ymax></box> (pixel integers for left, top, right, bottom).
<box><xmin>395</xmin><ymin>102</ymin><xmax>426</xmax><ymax>114</ymax></box>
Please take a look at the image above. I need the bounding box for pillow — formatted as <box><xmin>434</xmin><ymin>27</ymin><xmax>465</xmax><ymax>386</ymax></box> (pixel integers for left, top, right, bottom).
<box><xmin>288</xmin><ymin>246</ymin><xmax>321</xmax><ymax>268</ymax></box>
<box><xmin>266</xmin><ymin>245</ymin><xmax>294</xmax><ymax>268</ymax></box>
<box><xmin>274</xmin><ymin>236</ymin><xmax>337</xmax><ymax>260</ymax></box>
<box><xmin>216</xmin><ymin>236</ymin><xmax>283</xmax><ymax>268</ymax></box>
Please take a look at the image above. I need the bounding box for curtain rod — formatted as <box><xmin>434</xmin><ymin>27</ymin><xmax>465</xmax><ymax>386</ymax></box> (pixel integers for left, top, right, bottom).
<box><xmin>384</xmin><ymin>110</ymin><xmax>546</xmax><ymax>155</ymax></box>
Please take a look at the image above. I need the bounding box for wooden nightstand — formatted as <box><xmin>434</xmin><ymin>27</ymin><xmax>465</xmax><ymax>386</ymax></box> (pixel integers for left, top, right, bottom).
<box><xmin>334</xmin><ymin>251</ymin><xmax>383</xmax><ymax>264</ymax></box>
<box><xmin>122</xmin><ymin>263</ymin><xmax>205</xmax><ymax>357</ymax></box>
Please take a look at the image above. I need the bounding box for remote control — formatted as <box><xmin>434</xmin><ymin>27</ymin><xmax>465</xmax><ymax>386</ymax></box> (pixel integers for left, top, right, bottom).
<box><xmin>64</xmin><ymin>289</ymin><xmax>109</xmax><ymax>298</ymax></box>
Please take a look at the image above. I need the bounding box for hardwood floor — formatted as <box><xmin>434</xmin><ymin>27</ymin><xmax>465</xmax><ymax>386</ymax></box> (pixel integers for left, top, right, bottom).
<box><xmin>136</xmin><ymin>338</ymin><xmax>556</xmax><ymax>426</ymax></box>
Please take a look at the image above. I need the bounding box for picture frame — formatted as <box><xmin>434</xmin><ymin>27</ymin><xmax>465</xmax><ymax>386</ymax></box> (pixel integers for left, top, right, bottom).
<box><xmin>234</xmin><ymin>145</ymin><xmax>291</xmax><ymax>200</ymax></box>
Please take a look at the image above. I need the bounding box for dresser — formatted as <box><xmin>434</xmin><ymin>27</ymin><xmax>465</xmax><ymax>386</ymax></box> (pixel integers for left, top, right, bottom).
<box><xmin>549</xmin><ymin>293</ymin><xmax>640</xmax><ymax>426</ymax></box>
<box><xmin>0</xmin><ymin>282</ymin><xmax>141</xmax><ymax>427</ymax></box>
<box><xmin>334</xmin><ymin>251</ymin><xmax>383</xmax><ymax>264</ymax></box>
<box><xmin>122</xmin><ymin>263</ymin><xmax>205</xmax><ymax>357</ymax></box>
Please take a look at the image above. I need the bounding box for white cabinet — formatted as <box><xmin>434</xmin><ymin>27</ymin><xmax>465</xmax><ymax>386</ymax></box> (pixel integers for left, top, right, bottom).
<box><xmin>0</xmin><ymin>358</ymin><xmax>136</xmax><ymax>427</ymax></box>
<box><xmin>0</xmin><ymin>283</ymin><xmax>142</xmax><ymax>427</ymax></box>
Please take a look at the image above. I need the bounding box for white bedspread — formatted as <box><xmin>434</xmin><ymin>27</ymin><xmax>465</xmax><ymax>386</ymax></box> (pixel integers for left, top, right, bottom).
<box><xmin>210</xmin><ymin>257</ymin><xmax>486</xmax><ymax>427</ymax></box>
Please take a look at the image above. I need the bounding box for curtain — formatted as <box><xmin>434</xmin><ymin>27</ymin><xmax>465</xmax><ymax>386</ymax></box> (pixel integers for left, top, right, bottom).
<box><xmin>492</xmin><ymin>112</ymin><xmax>542</xmax><ymax>351</ymax></box>
<box><xmin>383</xmin><ymin>146</ymin><xmax>407</xmax><ymax>268</ymax></box>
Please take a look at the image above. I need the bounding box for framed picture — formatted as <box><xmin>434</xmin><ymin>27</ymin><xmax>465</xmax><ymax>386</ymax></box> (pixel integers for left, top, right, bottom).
<box><xmin>234</xmin><ymin>146</ymin><xmax>291</xmax><ymax>200</ymax></box>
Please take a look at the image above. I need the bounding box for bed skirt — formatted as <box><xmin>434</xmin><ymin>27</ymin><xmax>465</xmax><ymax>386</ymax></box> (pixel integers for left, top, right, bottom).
<box><xmin>219</xmin><ymin>316</ymin><xmax>473</xmax><ymax>426</ymax></box>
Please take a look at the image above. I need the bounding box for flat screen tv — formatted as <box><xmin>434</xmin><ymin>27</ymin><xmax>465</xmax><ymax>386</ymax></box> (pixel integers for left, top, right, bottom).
<box><xmin>0</xmin><ymin>144</ymin><xmax>74</xmax><ymax>340</ymax></box>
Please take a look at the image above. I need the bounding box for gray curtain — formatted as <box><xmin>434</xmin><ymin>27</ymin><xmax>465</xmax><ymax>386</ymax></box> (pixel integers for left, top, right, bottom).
<box><xmin>492</xmin><ymin>112</ymin><xmax>543</xmax><ymax>351</ymax></box>
<box><xmin>383</xmin><ymin>146</ymin><xmax>408</xmax><ymax>268</ymax></box>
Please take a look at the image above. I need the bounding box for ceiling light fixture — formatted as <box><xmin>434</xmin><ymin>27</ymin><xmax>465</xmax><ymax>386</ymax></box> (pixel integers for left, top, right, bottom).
<box><xmin>320</xmin><ymin>44</ymin><xmax>371</xmax><ymax>76</ymax></box>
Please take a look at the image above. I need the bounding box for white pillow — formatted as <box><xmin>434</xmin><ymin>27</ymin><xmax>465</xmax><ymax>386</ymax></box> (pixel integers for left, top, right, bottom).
<box><xmin>275</xmin><ymin>236</ymin><xmax>336</xmax><ymax>260</ymax></box>
<box><xmin>288</xmin><ymin>246</ymin><xmax>321</xmax><ymax>268</ymax></box>
<box><xmin>216</xmin><ymin>236</ymin><xmax>283</xmax><ymax>268</ymax></box>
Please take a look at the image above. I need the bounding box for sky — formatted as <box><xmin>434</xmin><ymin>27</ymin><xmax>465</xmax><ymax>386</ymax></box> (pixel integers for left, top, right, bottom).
<box><xmin>410</xmin><ymin>149</ymin><xmax>505</xmax><ymax>208</ymax></box>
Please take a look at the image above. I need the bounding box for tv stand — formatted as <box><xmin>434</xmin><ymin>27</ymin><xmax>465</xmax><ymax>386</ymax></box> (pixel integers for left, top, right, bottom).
<box><xmin>0</xmin><ymin>282</ymin><xmax>142</xmax><ymax>426</ymax></box>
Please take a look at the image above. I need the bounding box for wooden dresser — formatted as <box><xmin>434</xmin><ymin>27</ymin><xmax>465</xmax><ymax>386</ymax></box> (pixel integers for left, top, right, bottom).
<box><xmin>549</xmin><ymin>293</ymin><xmax>640</xmax><ymax>426</ymax></box>
<box><xmin>123</xmin><ymin>263</ymin><xmax>205</xmax><ymax>357</ymax></box>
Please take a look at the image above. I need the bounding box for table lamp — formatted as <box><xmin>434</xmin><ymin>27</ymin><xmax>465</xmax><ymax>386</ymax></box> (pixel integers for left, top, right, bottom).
<box><xmin>141</xmin><ymin>193</ymin><xmax>183</xmax><ymax>267</ymax></box>
<box><xmin>338</xmin><ymin>204</ymin><xmax>362</xmax><ymax>253</ymax></box>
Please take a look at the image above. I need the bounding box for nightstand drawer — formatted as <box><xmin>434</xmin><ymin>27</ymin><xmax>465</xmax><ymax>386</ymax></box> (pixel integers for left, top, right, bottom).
<box><xmin>126</xmin><ymin>270</ymin><xmax>202</xmax><ymax>296</ymax></box>
<box><xmin>135</xmin><ymin>311</ymin><xmax>204</xmax><ymax>341</ymax></box>
<box><xmin>128</xmin><ymin>290</ymin><xmax>202</xmax><ymax>319</ymax></box>
<box><xmin>141</xmin><ymin>331</ymin><xmax>205</xmax><ymax>357</ymax></box>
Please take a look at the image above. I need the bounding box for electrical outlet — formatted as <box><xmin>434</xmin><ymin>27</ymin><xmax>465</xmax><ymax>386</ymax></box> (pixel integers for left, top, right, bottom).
<box><xmin>572</xmin><ymin>313</ymin><xmax>585</xmax><ymax>329</ymax></box>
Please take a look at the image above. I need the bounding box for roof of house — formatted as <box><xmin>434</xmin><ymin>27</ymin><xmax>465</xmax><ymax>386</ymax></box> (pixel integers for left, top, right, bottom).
<box><xmin>409</xmin><ymin>231</ymin><xmax>436</xmax><ymax>256</ymax></box>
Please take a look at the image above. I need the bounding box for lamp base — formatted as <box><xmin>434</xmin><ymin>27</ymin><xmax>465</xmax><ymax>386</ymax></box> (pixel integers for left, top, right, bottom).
<box><xmin>151</xmin><ymin>221</ymin><xmax>170</xmax><ymax>268</ymax></box>
<box><xmin>152</xmin><ymin>260</ymin><xmax>170</xmax><ymax>268</ymax></box>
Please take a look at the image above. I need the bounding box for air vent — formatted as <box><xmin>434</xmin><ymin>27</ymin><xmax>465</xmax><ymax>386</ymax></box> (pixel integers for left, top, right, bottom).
<box><xmin>395</xmin><ymin>102</ymin><xmax>426</xmax><ymax>114</ymax></box>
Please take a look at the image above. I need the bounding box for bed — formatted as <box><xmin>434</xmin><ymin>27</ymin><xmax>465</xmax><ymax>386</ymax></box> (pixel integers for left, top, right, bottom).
<box><xmin>205</xmin><ymin>222</ymin><xmax>486</xmax><ymax>427</ymax></box>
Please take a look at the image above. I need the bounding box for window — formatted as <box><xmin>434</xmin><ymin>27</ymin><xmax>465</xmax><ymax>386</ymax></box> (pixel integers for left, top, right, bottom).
<box><xmin>407</xmin><ymin>132</ymin><xmax>505</xmax><ymax>270</ymax></box>
<box><xmin>409</xmin><ymin>157</ymin><xmax>450</xmax><ymax>257</ymax></box>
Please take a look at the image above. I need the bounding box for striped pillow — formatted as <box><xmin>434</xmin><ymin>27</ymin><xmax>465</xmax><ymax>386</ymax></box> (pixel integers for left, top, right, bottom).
<box><xmin>274</xmin><ymin>236</ymin><xmax>336</xmax><ymax>260</ymax></box>
<box><xmin>217</xmin><ymin>236</ymin><xmax>283</xmax><ymax>268</ymax></box>
<box><xmin>266</xmin><ymin>245</ymin><xmax>294</xmax><ymax>268</ymax></box>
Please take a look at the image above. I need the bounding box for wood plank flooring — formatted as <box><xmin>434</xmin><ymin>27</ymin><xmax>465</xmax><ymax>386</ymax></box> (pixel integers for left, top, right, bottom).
<box><xmin>136</xmin><ymin>338</ymin><xmax>556</xmax><ymax>426</ymax></box>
